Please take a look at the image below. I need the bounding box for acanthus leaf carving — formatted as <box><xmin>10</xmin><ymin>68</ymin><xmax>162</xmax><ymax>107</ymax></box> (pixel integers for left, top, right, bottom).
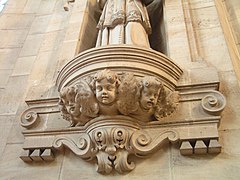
<box><xmin>114</xmin><ymin>150</ymin><xmax>135</xmax><ymax>174</ymax></box>
<box><xmin>96</xmin><ymin>151</ymin><xmax>113</xmax><ymax>174</ymax></box>
<box><xmin>50</xmin><ymin>126</ymin><xmax>179</xmax><ymax>174</ymax></box>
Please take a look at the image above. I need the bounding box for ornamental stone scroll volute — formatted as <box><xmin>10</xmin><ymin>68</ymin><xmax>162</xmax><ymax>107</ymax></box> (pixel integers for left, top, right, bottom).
<box><xmin>19</xmin><ymin>0</ymin><xmax>226</xmax><ymax>175</ymax></box>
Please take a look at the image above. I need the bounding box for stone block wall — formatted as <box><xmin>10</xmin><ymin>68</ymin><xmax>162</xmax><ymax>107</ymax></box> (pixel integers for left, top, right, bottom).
<box><xmin>0</xmin><ymin>0</ymin><xmax>239</xmax><ymax>179</ymax></box>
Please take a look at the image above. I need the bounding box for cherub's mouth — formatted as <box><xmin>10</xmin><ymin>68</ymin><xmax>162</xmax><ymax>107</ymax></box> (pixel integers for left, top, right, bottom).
<box><xmin>102</xmin><ymin>96</ymin><xmax>108</xmax><ymax>99</ymax></box>
<box><xmin>147</xmin><ymin>101</ymin><xmax>154</xmax><ymax>106</ymax></box>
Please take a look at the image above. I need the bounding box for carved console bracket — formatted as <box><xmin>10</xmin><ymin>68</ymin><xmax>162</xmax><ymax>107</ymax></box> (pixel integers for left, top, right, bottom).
<box><xmin>20</xmin><ymin>46</ymin><xmax>226</xmax><ymax>174</ymax></box>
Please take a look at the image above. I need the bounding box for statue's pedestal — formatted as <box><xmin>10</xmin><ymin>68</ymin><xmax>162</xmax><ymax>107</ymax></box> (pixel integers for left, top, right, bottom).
<box><xmin>20</xmin><ymin>45</ymin><xmax>225</xmax><ymax>174</ymax></box>
<box><xmin>56</xmin><ymin>45</ymin><xmax>183</xmax><ymax>91</ymax></box>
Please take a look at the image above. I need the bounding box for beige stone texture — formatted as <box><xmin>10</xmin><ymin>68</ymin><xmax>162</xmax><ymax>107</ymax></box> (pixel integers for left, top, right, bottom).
<box><xmin>39</xmin><ymin>31</ymin><xmax>65</xmax><ymax>52</ymax></box>
<box><xmin>22</xmin><ymin>0</ymin><xmax>41</xmax><ymax>14</ymax></box>
<box><xmin>0</xmin><ymin>69</ymin><xmax>12</xmax><ymax>87</ymax></box>
<box><xmin>0</xmin><ymin>48</ymin><xmax>21</xmax><ymax>70</ymax></box>
<box><xmin>0</xmin><ymin>13</ymin><xmax>34</xmax><ymax>30</ymax></box>
<box><xmin>0</xmin><ymin>0</ymin><xmax>240</xmax><ymax>179</ymax></box>
<box><xmin>0</xmin><ymin>144</ymin><xmax>63</xmax><ymax>179</ymax></box>
<box><xmin>0</xmin><ymin>29</ymin><xmax>28</xmax><ymax>48</ymax></box>
<box><xmin>28</xmin><ymin>14</ymin><xmax>52</xmax><ymax>35</ymax></box>
<box><xmin>11</xmin><ymin>56</ymin><xmax>36</xmax><ymax>76</ymax></box>
<box><xmin>37</xmin><ymin>0</ymin><xmax>57</xmax><ymax>15</ymax></box>
<box><xmin>19</xmin><ymin>34</ymin><xmax>44</xmax><ymax>57</ymax></box>
<box><xmin>46</xmin><ymin>12</ymin><xmax>69</xmax><ymax>33</ymax></box>
<box><xmin>165</xmin><ymin>1</ymin><xmax>191</xmax><ymax>67</ymax></box>
<box><xmin>3</xmin><ymin>0</ymin><xmax>28</xmax><ymax>13</ymax></box>
<box><xmin>0</xmin><ymin>116</ymin><xmax>14</xmax><ymax>156</ymax></box>
<box><xmin>60</xmin><ymin>147</ymin><xmax>171</xmax><ymax>180</ymax></box>
<box><xmin>0</xmin><ymin>75</ymin><xmax>28</xmax><ymax>115</ymax></box>
<box><xmin>219</xmin><ymin>71</ymin><xmax>240</xmax><ymax>131</ymax></box>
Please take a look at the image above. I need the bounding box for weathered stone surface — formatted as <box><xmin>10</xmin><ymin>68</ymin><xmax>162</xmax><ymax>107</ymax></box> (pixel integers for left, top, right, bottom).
<box><xmin>12</xmin><ymin>56</ymin><xmax>36</xmax><ymax>76</ymax></box>
<box><xmin>0</xmin><ymin>29</ymin><xmax>28</xmax><ymax>48</ymax></box>
<box><xmin>0</xmin><ymin>70</ymin><xmax>12</xmax><ymax>87</ymax></box>
<box><xmin>46</xmin><ymin>12</ymin><xmax>69</xmax><ymax>32</ymax></box>
<box><xmin>3</xmin><ymin>0</ymin><xmax>28</xmax><ymax>13</ymax></box>
<box><xmin>0</xmin><ymin>144</ymin><xmax>63</xmax><ymax>179</ymax></box>
<box><xmin>0</xmin><ymin>116</ymin><xmax>14</xmax><ymax>157</ymax></box>
<box><xmin>171</xmin><ymin>129</ymin><xmax>240</xmax><ymax>180</ymax></box>
<box><xmin>219</xmin><ymin>71</ymin><xmax>240</xmax><ymax>130</ymax></box>
<box><xmin>0</xmin><ymin>0</ymin><xmax>239</xmax><ymax>179</ymax></box>
<box><xmin>28</xmin><ymin>15</ymin><xmax>51</xmax><ymax>35</ymax></box>
<box><xmin>19</xmin><ymin>34</ymin><xmax>44</xmax><ymax>57</ymax></box>
<box><xmin>39</xmin><ymin>30</ymin><xmax>65</xmax><ymax>52</ymax></box>
<box><xmin>0</xmin><ymin>75</ymin><xmax>28</xmax><ymax>115</ymax></box>
<box><xmin>0</xmin><ymin>14</ymin><xmax>34</xmax><ymax>30</ymax></box>
<box><xmin>60</xmin><ymin>146</ymin><xmax>171</xmax><ymax>179</ymax></box>
<box><xmin>37</xmin><ymin>0</ymin><xmax>57</xmax><ymax>15</ymax></box>
<box><xmin>22</xmin><ymin>0</ymin><xmax>41</xmax><ymax>14</ymax></box>
<box><xmin>0</xmin><ymin>48</ymin><xmax>21</xmax><ymax>70</ymax></box>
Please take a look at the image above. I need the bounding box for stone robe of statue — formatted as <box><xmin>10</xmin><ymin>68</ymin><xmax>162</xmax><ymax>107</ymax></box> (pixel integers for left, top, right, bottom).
<box><xmin>96</xmin><ymin>0</ymin><xmax>154</xmax><ymax>48</ymax></box>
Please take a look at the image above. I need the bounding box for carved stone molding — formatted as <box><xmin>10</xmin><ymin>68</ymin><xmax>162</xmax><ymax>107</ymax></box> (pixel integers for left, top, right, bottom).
<box><xmin>20</xmin><ymin>98</ymin><xmax>59</xmax><ymax>129</ymax></box>
<box><xmin>56</xmin><ymin>45</ymin><xmax>183</xmax><ymax>91</ymax></box>
<box><xmin>20</xmin><ymin>45</ymin><xmax>226</xmax><ymax>174</ymax></box>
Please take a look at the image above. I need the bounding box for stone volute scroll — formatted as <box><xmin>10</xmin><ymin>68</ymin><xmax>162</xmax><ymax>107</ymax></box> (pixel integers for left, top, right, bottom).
<box><xmin>19</xmin><ymin>0</ymin><xmax>226</xmax><ymax>175</ymax></box>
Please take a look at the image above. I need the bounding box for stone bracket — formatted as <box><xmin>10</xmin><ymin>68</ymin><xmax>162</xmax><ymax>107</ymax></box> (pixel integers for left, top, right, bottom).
<box><xmin>19</xmin><ymin>45</ymin><xmax>226</xmax><ymax>174</ymax></box>
<box><xmin>20</xmin><ymin>98</ymin><xmax>60</xmax><ymax>129</ymax></box>
<box><xmin>20</xmin><ymin>114</ymin><xmax>222</xmax><ymax>173</ymax></box>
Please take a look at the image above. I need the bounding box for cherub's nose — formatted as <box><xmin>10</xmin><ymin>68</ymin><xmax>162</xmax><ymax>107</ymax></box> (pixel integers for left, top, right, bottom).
<box><xmin>102</xmin><ymin>88</ymin><xmax>107</xmax><ymax>95</ymax></box>
<box><xmin>149</xmin><ymin>96</ymin><xmax>154</xmax><ymax>101</ymax></box>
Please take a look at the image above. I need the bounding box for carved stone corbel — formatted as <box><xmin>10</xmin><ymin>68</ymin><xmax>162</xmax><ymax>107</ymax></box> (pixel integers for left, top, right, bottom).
<box><xmin>20</xmin><ymin>46</ymin><xmax>226</xmax><ymax>174</ymax></box>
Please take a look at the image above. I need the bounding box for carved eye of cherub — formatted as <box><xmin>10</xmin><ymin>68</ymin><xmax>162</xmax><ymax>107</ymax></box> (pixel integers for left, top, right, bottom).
<box><xmin>96</xmin><ymin>85</ymin><xmax>103</xmax><ymax>92</ymax></box>
<box><xmin>107</xmin><ymin>85</ymin><xmax>114</xmax><ymax>91</ymax></box>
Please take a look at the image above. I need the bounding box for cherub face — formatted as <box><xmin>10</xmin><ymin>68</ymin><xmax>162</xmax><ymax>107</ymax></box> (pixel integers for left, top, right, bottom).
<box><xmin>62</xmin><ymin>88</ymin><xmax>80</xmax><ymax>116</ymax></box>
<box><xmin>95</xmin><ymin>78</ymin><xmax>117</xmax><ymax>105</ymax></box>
<box><xmin>140</xmin><ymin>86</ymin><xmax>160</xmax><ymax>110</ymax></box>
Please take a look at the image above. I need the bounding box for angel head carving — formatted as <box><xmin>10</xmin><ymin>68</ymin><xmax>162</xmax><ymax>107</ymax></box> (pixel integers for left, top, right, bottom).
<box><xmin>59</xmin><ymin>69</ymin><xmax>179</xmax><ymax>126</ymax></box>
<box><xmin>117</xmin><ymin>74</ymin><xmax>164</xmax><ymax>121</ymax></box>
<box><xmin>140</xmin><ymin>76</ymin><xmax>163</xmax><ymax>112</ymax></box>
<box><xmin>139</xmin><ymin>76</ymin><xmax>180</xmax><ymax>120</ymax></box>
<box><xmin>59</xmin><ymin>81</ymin><xmax>99</xmax><ymax>126</ymax></box>
<box><xmin>75</xmin><ymin>81</ymin><xmax>99</xmax><ymax>119</ymax></box>
<box><xmin>59</xmin><ymin>85</ymin><xmax>81</xmax><ymax>126</ymax></box>
<box><xmin>93</xmin><ymin>69</ymin><xmax>120</xmax><ymax>105</ymax></box>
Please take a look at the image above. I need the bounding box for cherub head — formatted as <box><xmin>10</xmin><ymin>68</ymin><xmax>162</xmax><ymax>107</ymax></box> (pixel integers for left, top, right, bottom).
<box><xmin>59</xmin><ymin>86</ymin><xmax>80</xmax><ymax>117</ymax></box>
<box><xmin>75</xmin><ymin>81</ymin><xmax>99</xmax><ymax>118</ymax></box>
<box><xmin>140</xmin><ymin>76</ymin><xmax>163</xmax><ymax>111</ymax></box>
<box><xmin>93</xmin><ymin>69</ymin><xmax>120</xmax><ymax>105</ymax></box>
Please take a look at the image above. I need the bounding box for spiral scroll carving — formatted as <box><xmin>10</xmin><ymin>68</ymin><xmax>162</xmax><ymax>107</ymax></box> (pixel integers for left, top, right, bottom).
<box><xmin>130</xmin><ymin>129</ymin><xmax>179</xmax><ymax>156</ymax></box>
<box><xmin>136</xmin><ymin>133</ymin><xmax>152</xmax><ymax>147</ymax></box>
<box><xmin>20</xmin><ymin>111</ymin><xmax>39</xmax><ymax>128</ymax></box>
<box><xmin>201</xmin><ymin>91</ymin><xmax>226</xmax><ymax>115</ymax></box>
<box><xmin>53</xmin><ymin>134</ymin><xmax>93</xmax><ymax>160</ymax></box>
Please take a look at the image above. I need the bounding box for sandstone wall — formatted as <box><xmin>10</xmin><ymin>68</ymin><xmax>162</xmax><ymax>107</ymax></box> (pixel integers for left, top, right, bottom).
<box><xmin>0</xmin><ymin>0</ymin><xmax>239</xmax><ymax>179</ymax></box>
